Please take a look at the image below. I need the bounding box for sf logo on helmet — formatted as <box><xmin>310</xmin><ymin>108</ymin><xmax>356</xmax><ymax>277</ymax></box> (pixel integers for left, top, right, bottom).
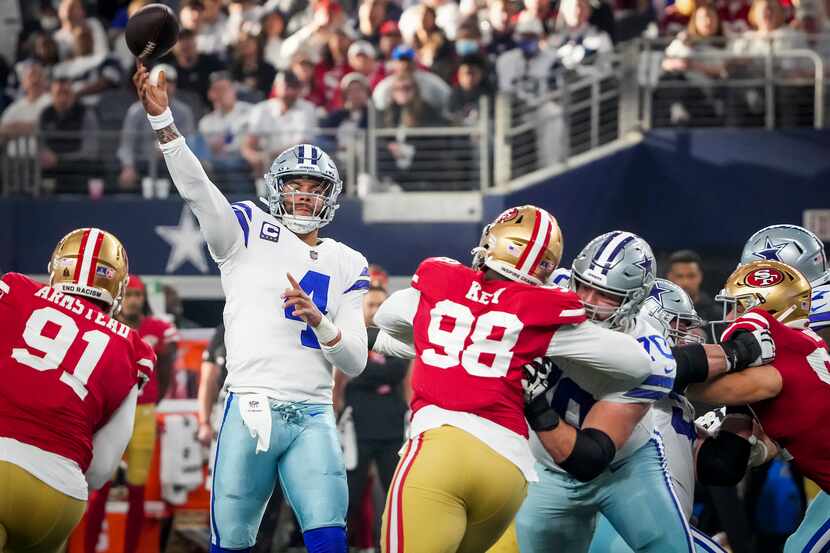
<box><xmin>747</xmin><ymin>268</ymin><xmax>784</xmax><ymax>287</ymax></box>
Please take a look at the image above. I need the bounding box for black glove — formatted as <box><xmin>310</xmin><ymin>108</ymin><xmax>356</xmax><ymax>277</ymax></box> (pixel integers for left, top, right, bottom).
<box><xmin>721</xmin><ymin>329</ymin><xmax>773</xmax><ymax>372</ymax></box>
<box><xmin>525</xmin><ymin>394</ymin><xmax>560</xmax><ymax>432</ymax></box>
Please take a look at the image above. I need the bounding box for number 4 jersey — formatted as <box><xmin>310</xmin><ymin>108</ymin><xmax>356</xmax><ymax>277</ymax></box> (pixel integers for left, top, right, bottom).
<box><xmin>379</xmin><ymin>258</ymin><xmax>653</xmax><ymax>480</ymax></box>
<box><xmin>0</xmin><ymin>273</ymin><xmax>155</xmax><ymax>498</ymax></box>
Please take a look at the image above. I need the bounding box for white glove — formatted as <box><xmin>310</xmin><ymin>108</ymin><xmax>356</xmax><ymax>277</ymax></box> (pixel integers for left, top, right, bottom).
<box><xmin>522</xmin><ymin>357</ymin><xmax>555</xmax><ymax>402</ymax></box>
<box><xmin>748</xmin><ymin>328</ymin><xmax>776</xmax><ymax>367</ymax></box>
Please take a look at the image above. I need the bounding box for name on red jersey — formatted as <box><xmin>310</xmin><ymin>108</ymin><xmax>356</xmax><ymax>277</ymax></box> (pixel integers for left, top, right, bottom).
<box><xmin>33</xmin><ymin>286</ymin><xmax>130</xmax><ymax>339</ymax></box>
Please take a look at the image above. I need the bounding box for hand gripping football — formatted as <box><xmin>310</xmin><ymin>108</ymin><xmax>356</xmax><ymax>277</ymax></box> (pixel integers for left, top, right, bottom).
<box><xmin>125</xmin><ymin>3</ymin><xmax>180</xmax><ymax>62</ymax></box>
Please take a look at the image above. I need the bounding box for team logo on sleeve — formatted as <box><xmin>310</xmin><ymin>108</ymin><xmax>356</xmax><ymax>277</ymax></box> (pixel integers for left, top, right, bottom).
<box><xmin>746</xmin><ymin>267</ymin><xmax>784</xmax><ymax>287</ymax></box>
<box><xmin>260</xmin><ymin>222</ymin><xmax>281</xmax><ymax>243</ymax></box>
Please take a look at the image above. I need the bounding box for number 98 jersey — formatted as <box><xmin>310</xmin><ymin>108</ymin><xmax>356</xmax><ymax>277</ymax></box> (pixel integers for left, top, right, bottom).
<box><xmin>409</xmin><ymin>258</ymin><xmax>588</xmax><ymax>438</ymax></box>
<box><xmin>0</xmin><ymin>273</ymin><xmax>154</xmax><ymax>479</ymax></box>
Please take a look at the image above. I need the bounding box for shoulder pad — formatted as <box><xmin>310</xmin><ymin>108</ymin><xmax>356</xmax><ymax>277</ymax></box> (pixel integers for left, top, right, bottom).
<box><xmin>412</xmin><ymin>257</ymin><xmax>465</xmax><ymax>289</ymax></box>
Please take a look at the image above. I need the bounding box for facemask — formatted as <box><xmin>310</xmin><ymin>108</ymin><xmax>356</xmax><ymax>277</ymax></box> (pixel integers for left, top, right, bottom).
<box><xmin>455</xmin><ymin>39</ymin><xmax>480</xmax><ymax>56</ymax></box>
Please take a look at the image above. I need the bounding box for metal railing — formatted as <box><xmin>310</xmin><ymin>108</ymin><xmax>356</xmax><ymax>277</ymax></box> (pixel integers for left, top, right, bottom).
<box><xmin>638</xmin><ymin>37</ymin><xmax>826</xmax><ymax>129</ymax></box>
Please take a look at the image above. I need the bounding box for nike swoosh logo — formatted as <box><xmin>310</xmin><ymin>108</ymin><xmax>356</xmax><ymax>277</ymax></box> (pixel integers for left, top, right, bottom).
<box><xmin>664</xmin><ymin>367</ymin><xmax>674</xmax><ymax>374</ymax></box>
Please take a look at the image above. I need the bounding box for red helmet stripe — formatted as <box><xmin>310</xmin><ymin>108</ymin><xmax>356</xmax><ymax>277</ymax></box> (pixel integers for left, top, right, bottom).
<box><xmin>72</xmin><ymin>229</ymin><xmax>92</xmax><ymax>283</ymax></box>
<box><xmin>528</xmin><ymin>212</ymin><xmax>553</xmax><ymax>276</ymax></box>
<box><xmin>515</xmin><ymin>210</ymin><xmax>542</xmax><ymax>271</ymax></box>
<box><xmin>86</xmin><ymin>231</ymin><xmax>106</xmax><ymax>286</ymax></box>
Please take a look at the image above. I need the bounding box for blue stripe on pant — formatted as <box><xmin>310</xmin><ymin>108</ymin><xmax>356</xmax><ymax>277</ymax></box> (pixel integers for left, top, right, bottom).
<box><xmin>209</xmin><ymin>394</ymin><xmax>348</xmax><ymax>550</ymax></box>
<box><xmin>517</xmin><ymin>435</ymin><xmax>694</xmax><ymax>553</ymax></box>
<box><xmin>783</xmin><ymin>491</ymin><xmax>830</xmax><ymax>553</ymax></box>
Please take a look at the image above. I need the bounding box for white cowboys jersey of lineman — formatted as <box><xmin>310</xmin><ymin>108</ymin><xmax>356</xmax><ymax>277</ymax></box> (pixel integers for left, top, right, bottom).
<box><xmin>652</xmin><ymin>393</ymin><xmax>696</xmax><ymax>519</ymax></box>
<box><xmin>222</xmin><ymin>201</ymin><xmax>370</xmax><ymax>402</ymax></box>
<box><xmin>529</xmin><ymin>311</ymin><xmax>677</xmax><ymax>471</ymax></box>
<box><xmin>810</xmin><ymin>281</ymin><xmax>830</xmax><ymax>332</ymax></box>
<box><xmin>155</xmin><ymin>132</ymin><xmax>370</xmax><ymax>405</ymax></box>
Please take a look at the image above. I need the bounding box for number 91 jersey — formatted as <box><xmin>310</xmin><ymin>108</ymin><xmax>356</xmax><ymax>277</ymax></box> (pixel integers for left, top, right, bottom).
<box><xmin>409</xmin><ymin>258</ymin><xmax>587</xmax><ymax>438</ymax></box>
<box><xmin>0</xmin><ymin>273</ymin><xmax>155</xmax><ymax>473</ymax></box>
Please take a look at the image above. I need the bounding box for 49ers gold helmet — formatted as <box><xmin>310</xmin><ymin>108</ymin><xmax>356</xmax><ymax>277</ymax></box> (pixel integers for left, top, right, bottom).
<box><xmin>716</xmin><ymin>260</ymin><xmax>812</xmax><ymax>328</ymax></box>
<box><xmin>471</xmin><ymin>205</ymin><xmax>564</xmax><ymax>285</ymax></box>
<box><xmin>48</xmin><ymin>227</ymin><xmax>130</xmax><ymax>314</ymax></box>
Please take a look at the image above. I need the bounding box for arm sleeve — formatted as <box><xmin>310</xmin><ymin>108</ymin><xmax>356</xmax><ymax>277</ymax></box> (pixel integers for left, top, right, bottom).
<box><xmin>547</xmin><ymin>322</ymin><xmax>652</xmax><ymax>385</ymax></box>
<box><xmin>158</xmin><ymin>135</ymin><xmax>243</xmax><ymax>261</ymax></box>
<box><xmin>373</xmin><ymin>329</ymin><xmax>416</xmax><ymax>359</ymax></box>
<box><xmin>319</xmin><ymin>290</ymin><xmax>368</xmax><ymax>377</ymax></box>
<box><xmin>373</xmin><ymin>287</ymin><xmax>421</xmax><ymax>344</ymax></box>
<box><xmin>85</xmin><ymin>386</ymin><xmax>138</xmax><ymax>490</ymax></box>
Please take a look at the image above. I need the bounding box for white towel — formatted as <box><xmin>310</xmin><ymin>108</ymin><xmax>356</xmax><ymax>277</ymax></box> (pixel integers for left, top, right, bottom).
<box><xmin>238</xmin><ymin>394</ymin><xmax>271</xmax><ymax>454</ymax></box>
<box><xmin>337</xmin><ymin>406</ymin><xmax>358</xmax><ymax>470</ymax></box>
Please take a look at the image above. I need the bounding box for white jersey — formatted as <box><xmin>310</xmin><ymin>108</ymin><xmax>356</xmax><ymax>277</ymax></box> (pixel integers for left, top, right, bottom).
<box><xmin>221</xmin><ymin>201</ymin><xmax>369</xmax><ymax>402</ymax></box>
<box><xmin>653</xmin><ymin>393</ymin><xmax>696</xmax><ymax>519</ymax></box>
<box><xmin>157</xmin><ymin>134</ymin><xmax>369</xmax><ymax>404</ymax></box>
<box><xmin>810</xmin><ymin>281</ymin><xmax>830</xmax><ymax>332</ymax></box>
<box><xmin>530</xmin><ymin>311</ymin><xmax>676</xmax><ymax>471</ymax></box>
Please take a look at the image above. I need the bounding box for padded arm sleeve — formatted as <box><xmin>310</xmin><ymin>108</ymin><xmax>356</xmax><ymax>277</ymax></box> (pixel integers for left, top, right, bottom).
<box><xmin>86</xmin><ymin>386</ymin><xmax>138</xmax><ymax>490</ymax></box>
<box><xmin>158</xmin><ymin>135</ymin><xmax>242</xmax><ymax>262</ymax></box>
<box><xmin>373</xmin><ymin>287</ymin><xmax>421</xmax><ymax>344</ymax></box>
<box><xmin>559</xmin><ymin>427</ymin><xmax>617</xmax><ymax>482</ymax></box>
<box><xmin>671</xmin><ymin>344</ymin><xmax>710</xmax><ymax>393</ymax></box>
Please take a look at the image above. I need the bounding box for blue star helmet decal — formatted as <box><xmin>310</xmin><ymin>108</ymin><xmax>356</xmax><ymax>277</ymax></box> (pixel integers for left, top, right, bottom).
<box><xmin>635</xmin><ymin>255</ymin><xmax>654</xmax><ymax>275</ymax></box>
<box><xmin>752</xmin><ymin>237</ymin><xmax>789</xmax><ymax>261</ymax></box>
<box><xmin>648</xmin><ymin>279</ymin><xmax>672</xmax><ymax>303</ymax></box>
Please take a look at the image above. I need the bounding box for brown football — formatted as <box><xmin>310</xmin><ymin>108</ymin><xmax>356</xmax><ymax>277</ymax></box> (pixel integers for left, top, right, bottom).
<box><xmin>125</xmin><ymin>4</ymin><xmax>180</xmax><ymax>62</ymax></box>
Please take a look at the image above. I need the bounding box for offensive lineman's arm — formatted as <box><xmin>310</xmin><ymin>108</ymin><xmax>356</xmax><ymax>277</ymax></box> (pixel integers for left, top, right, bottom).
<box><xmin>86</xmin><ymin>386</ymin><xmax>138</xmax><ymax>489</ymax></box>
<box><xmin>546</xmin><ymin>322</ymin><xmax>652</xmax><ymax>385</ymax></box>
<box><xmin>132</xmin><ymin>64</ymin><xmax>242</xmax><ymax>261</ymax></box>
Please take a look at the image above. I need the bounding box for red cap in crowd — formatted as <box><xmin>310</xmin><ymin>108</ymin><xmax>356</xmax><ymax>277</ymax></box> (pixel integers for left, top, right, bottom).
<box><xmin>127</xmin><ymin>274</ymin><xmax>145</xmax><ymax>292</ymax></box>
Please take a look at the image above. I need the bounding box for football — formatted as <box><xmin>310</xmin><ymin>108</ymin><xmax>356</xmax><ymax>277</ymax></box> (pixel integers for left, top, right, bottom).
<box><xmin>125</xmin><ymin>3</ymin><xmax>180</xmax><ymax>62</ymax></box>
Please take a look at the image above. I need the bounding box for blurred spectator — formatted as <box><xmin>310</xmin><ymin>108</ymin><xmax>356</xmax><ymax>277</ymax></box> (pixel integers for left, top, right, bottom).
<box><xmin>292</xmin><ymin>50</ymin><xmax>327</xmax><ymax>107</ymax></box>
<box><xmin>241</xmin><ymin>71</ymin><xmax>318</xmax><ymax>176</ymax></box>
<box><xmin>347</xmin><ymin>40</ymin><xmax>385</xmax><ymax>88</ymax></box>
<box><xmin>319</xmin><ymin>72</ymin><xmax>370</xmax><ymax>154</ymax></box>
<box><xmin>53</xmin><ymin>0</ymin><xmax>109</xmax><ymax>59</ymax></box>
<box><xmin>372</xmin><ymin>45</ymin><xmax>451</xmax><ymax>111</ymax></box>
<box><xmin>1</xmin><ymin>61</ymin><xmax>51</xmax><ymax>157</ymax></box>
<box><xmin>452</xmin><ymin>17</ymin><xmax>487</xmax><ymax>59</ymax></box>
<box><xmin>357</xmin><ymin>0</ymin><xmax>399</xmax><ymax>44</ymax></box>
<box><xmin>408</xmin><ymin>5</ymin><xmax>455</xmax><ymax>82</ymax></box>
<box><xmin>38</xmin><ymin>77</ymin><xmax>99</xmax><ymax>193</ymax></box>
<box><xmin>52</xmin><ymin>24</ymin><xmax>122</xmax><ymax>107</ymax></box>
<box><xmin>196</xmin><ymin>71</ymin><xmax>253</xmax><ymax>192</ymax></box>
<box><xmin>337</xmin><ymin>284</ymin><xmax>409</xmax><ymax>549</ymax></box>
<box><xmin>550</xmin><ymin>0</ymin><xmax>614</xmax><ymax>74</ymax></box>
<box><xmin>280</xmin><ymin>0</ymin><xmax>347</xmax><ymax>69</ymax></box>
<box><xmin>716</xmin><ymin>0</ymin><xmax>753</xmax><ymax>34</ymax></box>
<box><xmin>399</xmin><ymin>0</ymin><xmax>461</xmax><ymax>43</ymax></box>
<box><xmin>660</xmin><ymin>0</ymin><xmax>698</xmax><ymax>35</ymax></box>
<box><xmin>164</xmin><ymin>28</ymin><xmax>224</xmax><ymax>109</ymax></box>
<box><xmin>733</xmin><ymin>0</ymin><xmax>808</xmax><ymax>51</ymax></box>
<box><xmin>199</xmin><ymin>0</ymin><xmax>230</xmax><ymax>57</ymax></box>
<box><xmin>230</xmin><ymin>27</ymin><xmax>278</xmax><ymax>101</ymax></box>
<box><xmin>656</xmin><ymin>6</ymin><xmax>728</xmax><ymax>126</ymax></box>
<box><xmin>0</xmin><ymin>0</ymin><xmax>21</xmax><ymax>67</ymax></box>
<box><xmin>520</xmin><ymin>0</ymin><xmax>558</xmax><ymax>34</ymax></box>
<box><xmin>262</xmin><ymin>8</ymin><xmax>289</xmax><ymax>69</ymax></box>
<box><xmin>316</xmin><ymin>27</ymin><xmax>355</xmax><ymax>110</ymax></box>
<box><xmin>225</xmin><ymin>0</ymin><xmax>267</xmax><ymax>46</ymax></box>
<box><xmin>378</xmin><ymin>73</ymin><xmax>456</xmax><ymax>190</ymax></box>
<box><xmin>665</xmin><ymin>249</ymin><xmax>722</xmax><ymax>329</ymax></box>
<box><xmin>448</xmin><ymin>54</ymin><xmax>493</xmax><ymax>125</ymax></box>
<box><xmin>485</xmin><ymin>0</ymin><xmax>519</xmax><ymax>57</ymax></box>
<box><xmin>24</xmin><ymin>32</ymin><xmax>61</xmax><ymax>77</ymax></box>
<box><xmin>377</xmin><ymin>20</ymin><xmax>404</xmax><ymax>61</ymax></box>
<box><xmin>163</xmin><ymin>285</ymin><xmax>198</xmax><ymax>329</ymax></box>
<box><xmin>118</xmin><ymin>65</ymin><xmax>196</xmax><ymax>192</ymax></box>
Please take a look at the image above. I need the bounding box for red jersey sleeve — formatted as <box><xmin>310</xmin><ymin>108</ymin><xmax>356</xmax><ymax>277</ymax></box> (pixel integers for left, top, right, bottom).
<box><xmin>132</xmin><ymin>332</ymin><xmax>157</xmax><ymax>393</ymax></box>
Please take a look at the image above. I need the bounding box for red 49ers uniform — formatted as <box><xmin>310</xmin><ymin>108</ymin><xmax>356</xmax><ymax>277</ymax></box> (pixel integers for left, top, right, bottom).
<box><xmin>381</xmin><ymin>258</ymin><xmax>589</xmax><ymax>553</ymax></box>
<box><xmin>136</xmin><ymin>316</ymin><xmax>178</xmax><ymax>404</ymax></box>
<box><xmin>0</xmin><ymin>273</ymin><xmax>154</xmax><ymax>553</ymax></box>
<box><xmin>722</xmin><ymin>308</ymin><xmax>830</xmax><ymax>491</ymax></box>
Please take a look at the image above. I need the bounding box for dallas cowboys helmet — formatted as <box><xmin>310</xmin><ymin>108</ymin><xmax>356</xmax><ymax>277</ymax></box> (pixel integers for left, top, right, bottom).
<box><xmin>740</xmin><ymin>224</ymin><xmax>828</xmax><ymax>286</ymax></box>
<box><xmin>640</xmin><ymin>278</ymin><xmax>704</xmax><ymax>345</ymax></box>
<box><xmin>571</xmin><ymin>231</ymin><xmax>656</xmax><ymax>329</ymax></box>
<box><xmin>264</xmin><ymin>144</ymin><xmax>343</xmax><ymax>234</ymax></box>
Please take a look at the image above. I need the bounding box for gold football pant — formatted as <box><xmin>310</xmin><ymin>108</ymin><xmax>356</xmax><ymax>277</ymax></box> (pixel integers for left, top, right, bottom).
<box><xmin>381</xmin><ymin>425</ymin><xmax>527</xmax><ymax>553</ymax></box>
<box><xmin>0</xmin><ymin>460</ymin><xmax>85</xmax><ymax>553</ymax></box>
<box><xmin>125</xmin><ymin>404</ymin><xmax>157</xmax><ymax>485</ymax></box>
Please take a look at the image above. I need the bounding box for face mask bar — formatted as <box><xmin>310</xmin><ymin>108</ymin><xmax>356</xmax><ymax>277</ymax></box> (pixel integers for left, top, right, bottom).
<box><xmin>265</xmin><ymin>172</ymin><xmax>339</xmax><ymax>234</ymax></box>
<box><xmin>709</xmin><ymin>291</ymin><xmax>763</xmax><ymax>340</ymax></box>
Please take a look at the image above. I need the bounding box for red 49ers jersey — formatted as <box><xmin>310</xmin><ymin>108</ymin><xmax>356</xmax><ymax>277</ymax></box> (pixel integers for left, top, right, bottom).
<box><xmin>135</xmin><ymin>316</ymin><xmax>178</xmax><ymax>404</ymax></box>
<box><xmin>0</xmin><ymin>273</ymin><xmax>156</xmax><ymax>472</ymax></box>
<box><xmin>725</xmin><ymin>308</ymin><xmax>830</xmax><ymax>492</ymax></box>
<box><xmin>410</xmin><ymin>258</ymin><xmax>587</xmax><ymax>437</ymax></box>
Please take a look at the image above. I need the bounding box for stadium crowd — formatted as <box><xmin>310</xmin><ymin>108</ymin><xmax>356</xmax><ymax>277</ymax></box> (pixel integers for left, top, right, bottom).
<box><xmin>0</xmin><ymin>0</ymin><xmax>826</xmax><ymax>194</ymax></box>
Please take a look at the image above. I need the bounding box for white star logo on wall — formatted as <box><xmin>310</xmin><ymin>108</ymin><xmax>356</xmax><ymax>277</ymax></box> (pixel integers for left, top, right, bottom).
<box><xmin>155</xmin><ymin>206</ymin><xmax>209</xmax><ymax>273</ymax></box>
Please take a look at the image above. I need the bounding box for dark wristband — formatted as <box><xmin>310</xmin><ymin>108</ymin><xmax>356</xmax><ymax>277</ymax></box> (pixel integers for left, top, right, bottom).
<box><xmin>525</xmin><ymin>394</ymin><xmax>560</xmax><ymax>432</ymax></box>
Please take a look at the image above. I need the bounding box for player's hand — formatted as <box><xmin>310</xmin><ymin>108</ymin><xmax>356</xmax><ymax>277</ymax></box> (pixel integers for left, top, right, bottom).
<box><xmin>722</xmin><ymin>329</ymin><xmax>775</xmax><ymax>372</ymax></box>
<box><xmin>197</xmin><ymin>422</ymin><xmax>214</xmax><ymax>446</ymax></box>
<box><xmin>522</xmin><ymin>357</ymin><xmax>555</xmax><ymax>402</ymax></box>
<box><xmin>283</xmin><ymin>272</ymin><xmax>323</xmax><ymax>327</ymax></box>
<box><xmin>132</xmin><ymin>61</ymin><xmax>169</xmax><ymax>116</ymax></box>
